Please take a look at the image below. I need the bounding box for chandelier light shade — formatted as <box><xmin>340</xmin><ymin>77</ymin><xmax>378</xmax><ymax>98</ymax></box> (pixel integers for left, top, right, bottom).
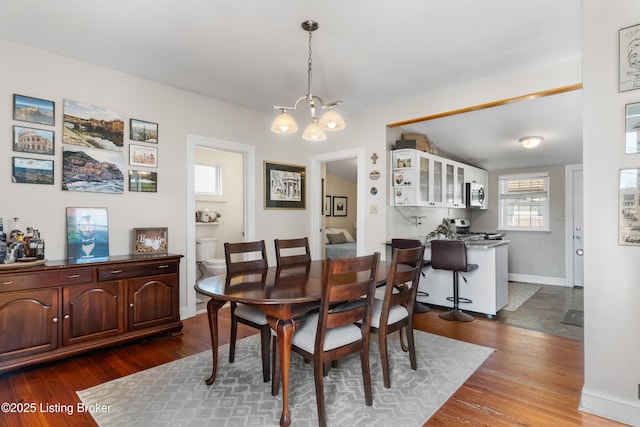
<box><xmin>519</xmin><ymin>136</ymin><xmax>544</xmax><ymax>149</ymax></box>
<box><xmin>271</xmin><ymin>20</ymin><xmax>345</xmax><ymax>141</ymax></box>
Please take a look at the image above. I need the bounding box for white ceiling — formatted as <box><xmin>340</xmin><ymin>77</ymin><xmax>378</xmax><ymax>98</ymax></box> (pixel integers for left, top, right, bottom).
<box><xmin>0</xmin><ymin>0</ymin><xmax>583</xmax><ymax>171</ymax></box>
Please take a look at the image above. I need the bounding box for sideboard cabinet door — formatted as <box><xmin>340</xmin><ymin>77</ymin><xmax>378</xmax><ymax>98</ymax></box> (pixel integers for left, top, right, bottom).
<box><xmin>127</xmin><ymin>273</ymin><xmax>179</xmax><ymax>331</ymax></box>
<box><xmin>0</xmin><ymin>288</ymin><xmax>59</xmax><ymax>362</ymax></box>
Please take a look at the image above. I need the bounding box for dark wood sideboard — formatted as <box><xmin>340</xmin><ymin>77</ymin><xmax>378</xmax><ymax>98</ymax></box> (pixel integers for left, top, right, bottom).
<box><xmin>0</xmin><ymin>254</ymin><xmax>183</xmax><ymax>375</ymax></box>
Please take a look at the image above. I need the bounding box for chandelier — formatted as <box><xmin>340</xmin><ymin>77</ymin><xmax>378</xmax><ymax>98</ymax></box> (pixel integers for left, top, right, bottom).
<box><xmin>270</xmin><ymin>20</ymin><xmax>345</xmax><ymax>141</ymax></box>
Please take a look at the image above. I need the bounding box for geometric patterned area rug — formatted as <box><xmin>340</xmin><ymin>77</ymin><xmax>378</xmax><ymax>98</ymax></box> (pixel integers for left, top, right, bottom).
<box><xmin>77</xmin><ymin>331</ymin><xmax>493</xmax><ymax>427</ymax></box>
<box><xmin>502</xmin><ymin>282</ymin><xmax>543</xmax><ymax>312</ymax></box>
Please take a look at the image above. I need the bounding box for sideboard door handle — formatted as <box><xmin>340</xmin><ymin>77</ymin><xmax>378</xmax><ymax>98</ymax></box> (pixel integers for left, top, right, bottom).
<box><xmin>129</xmin><ymin>303</ymin><xmax>134</xmax><ymax>308</ymax></box>
<box><xmin>52</xmin><ymin>317</ymin><xmax>58</xmax><ymax>323</ymax></box>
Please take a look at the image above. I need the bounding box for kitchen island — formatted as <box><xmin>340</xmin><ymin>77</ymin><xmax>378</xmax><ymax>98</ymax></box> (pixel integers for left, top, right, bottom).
<box><xmin>387</xmin><ymin>239</ymin><xmax>509</xmax><ymax>318</ymax></box>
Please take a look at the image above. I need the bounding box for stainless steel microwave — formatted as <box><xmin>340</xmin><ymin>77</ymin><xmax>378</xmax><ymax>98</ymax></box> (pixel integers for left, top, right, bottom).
<box><xmin>465</xmin><ymin>182</ymin><xmax>486</xmax><ymax>208</ymax></box>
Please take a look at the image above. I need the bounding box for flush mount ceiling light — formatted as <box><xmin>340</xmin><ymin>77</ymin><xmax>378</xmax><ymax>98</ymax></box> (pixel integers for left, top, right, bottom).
<box><xmin>519</xmin><ymin>136</ymin><xmax>544</xmax><ymax>149</ymax></box>
<box><xmin>270</xmin><ymin>20</ymin><xmax>345</xmax><ymax>141</ymax></box>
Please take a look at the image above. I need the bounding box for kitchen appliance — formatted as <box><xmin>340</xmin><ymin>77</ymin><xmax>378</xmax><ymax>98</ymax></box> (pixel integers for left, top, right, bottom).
<box><xmin>448</xmin><ymin>218</ymin><xmax>471</xmax><ymax>235</ymax></box>
<box><xmin>466</xmin><ymin>182</ymin><xmax>486</xmax><ymax>208</ymax></box>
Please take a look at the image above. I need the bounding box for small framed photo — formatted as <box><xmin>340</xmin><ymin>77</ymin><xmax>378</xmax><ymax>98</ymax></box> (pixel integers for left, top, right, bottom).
<box><xmin>130</xmin><ymin>119</ymin><xmax>158</xmax><ymax>143</ymax></box>
<box><xmin>66</xmin><ymin>207</ymin><xmax>109</xmax><ymax>260</ymax></box>
<box><xmin>129</xmin><ymin>170</ymin><xmax>158</xmax><ymax>192</ymax></box>
<box><xmin>13</xmin><ymin>94</ymin><xmax>55</xmax><ymax>126</ymax></box>
<box><xmin>625</xmin><ymin>102</ymin><xmax>640</xmax><ymax>153</ymax></box>
<box><xmin>12</xmin><ymin>157</ymin><xmax>54</xmax><ymax>185</ymax></box>
<box><xmin>332</xmin><ymin>196</ymin><xmax>347</xmax><ymax>217</ymax></box>
<box><xmin>129</xmin><ymin>144</ymin><xmax>157</xmax><ymax>167</ymax></box>
<box><xmin>619</xmin><ymin>168</ymin><xmax>640</xmax><ymax>245</ymax></box>
<box><xmin>133</xmin><ymin>227</ymin><xmax>168</xmax><ymax>254</ymax></box>
<box><xmin>13</xmin><ymin>125</ymin><xmax>55</xmax><ymax>155</ymax></box>
<box><xmin>325</xmin><ymin>196</ymin><xmax>332</xmax><ymax>217</ymax></box>
<box><xmin>264</xmin><ymin>161</ymin><xmax>305</xmax><ymax>209</ymax></box>
<box><xmin>619</xmin><ymin>23</ymin><xmax>640</xmax><ymax>92</ymax></box>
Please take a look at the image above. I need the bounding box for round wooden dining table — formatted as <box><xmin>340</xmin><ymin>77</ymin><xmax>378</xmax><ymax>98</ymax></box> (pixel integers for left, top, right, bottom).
<box><xmin>194</xmin><ymin>259</ymin><xmax>393</xmax><ymax>427</ymax></box>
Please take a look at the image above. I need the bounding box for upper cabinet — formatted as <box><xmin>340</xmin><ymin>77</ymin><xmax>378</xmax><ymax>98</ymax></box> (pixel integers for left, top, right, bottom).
<box><xmin>390</xmin><ymin>149</ymin><xmax>487</xmax><ymax>209</ymax></box>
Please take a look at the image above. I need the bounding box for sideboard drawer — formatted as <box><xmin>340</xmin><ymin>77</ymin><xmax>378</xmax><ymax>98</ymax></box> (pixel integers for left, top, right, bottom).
<box><xmin>97</xmin><ymin>261</ymin><xmax>178</xmax><ymax>281</ymax></box>
<box><xmin>0</xmin><ymin>267</ymin><xmax>93</xmax><ymax>289</ymax></box>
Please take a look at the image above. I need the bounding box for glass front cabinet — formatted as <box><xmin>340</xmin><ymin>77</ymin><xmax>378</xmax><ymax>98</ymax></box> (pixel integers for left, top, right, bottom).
<box><xmin>390</xmin><ymin>149</ymin><xmax>475</xmax><ymax>208</ymax></box>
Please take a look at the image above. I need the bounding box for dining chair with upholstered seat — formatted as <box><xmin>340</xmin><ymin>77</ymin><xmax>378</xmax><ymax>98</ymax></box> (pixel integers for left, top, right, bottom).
<box><xmin>224</xmin><ymin>240</ymin><xmax>271</xmax><ymax>382</ymax></box>
<box><xmin>370</xmin><ymin>245</ymin><xmax>425</xmax><ymax>388</ymax></box>
<box><xmin>391</xmin><ymin>238</ymin><xmax>431</xmax><ymax>312</ymax></box>
<box><xmin>274</xmin><ymin>237</ymin><xmax>311</xmax><ymax>266</ymax></box>
<box><xmin>272</xmin><ymin>252</ymin><xmax>380</xmax><ymax>427</ymax></box>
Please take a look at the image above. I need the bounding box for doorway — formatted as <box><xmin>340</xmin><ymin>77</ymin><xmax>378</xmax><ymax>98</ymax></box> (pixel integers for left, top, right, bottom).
<box><xmin>184</xmin><ymin>134</ymin><xmax>256</xmax><ymax>319</ymax></box>
<box><xmin>310</xmin><ymin>148</ymin><xmax>366</xmax><ymax>259</ymax></box>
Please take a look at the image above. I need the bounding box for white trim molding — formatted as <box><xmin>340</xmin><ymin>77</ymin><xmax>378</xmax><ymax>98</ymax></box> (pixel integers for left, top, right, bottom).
<box><xmin>580</xmin><ymin>387</ymin><xmax>640</xmax><ymax>426</ymax></box>
<box><xmin>508</xmin><ymin>273</ymin><xmax>567</xmax><ymax>287</ymax></box>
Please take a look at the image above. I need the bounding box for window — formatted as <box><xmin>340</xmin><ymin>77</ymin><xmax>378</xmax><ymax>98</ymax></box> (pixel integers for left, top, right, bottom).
<box><xmin>195</xmin><ymin>162</ymin><xmax>222</xmax><ymax>197</ymax></box>
<box><xmin>498</xmin><ymin>172</ymin><xmax>549</xmax><ymax>231</ymax></box>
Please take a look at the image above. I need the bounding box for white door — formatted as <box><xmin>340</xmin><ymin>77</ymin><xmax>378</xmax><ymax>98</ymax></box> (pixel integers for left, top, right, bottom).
<box><xmin>572</xmin><ymin>168</ymin><xmax>584</xmax><ymax>287</ymax></box>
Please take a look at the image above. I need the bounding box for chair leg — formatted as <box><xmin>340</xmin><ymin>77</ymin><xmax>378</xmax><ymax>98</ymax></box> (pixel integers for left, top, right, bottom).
<box><xmin>313</xmin><ymin>360</ymin><xmax>327</xmax><ymax>427</ymax></box>
<box><xmin>360</xmin><ymin>347</ymin><xmax>373</xmax><ymax>406</ymax></box>
<box><xmin>271</xmin><ymin>336</ymin><xmax>280</xmax><ymax>396</ymax></box>
<box><xmin>379</xmin><ymin>331</ymin><xmax>391</xmax><ymax>389</ymax></box>
<box><xmin>406</xmin><ymin>325</ymin><xmax>417</xmax><ymax>370</ymax></box>
<box><xmin>229</xmin><ymin>302</ymin><xmax>238</xmax><ymax>363</ymax></box>
<box><xmin>260</xmin><ymin>326</ymin><xmax>271</xmax><ymax>382</ymax></box>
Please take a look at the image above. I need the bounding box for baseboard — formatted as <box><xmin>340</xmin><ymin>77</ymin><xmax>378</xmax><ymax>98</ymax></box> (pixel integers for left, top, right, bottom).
<box><xmin>580</xmin><ymin>387</ymin><xmax>640</xmax><ymax>426</ymax></box>
<box><xmin>508</xmin><ymin>273</ymin><xmax>567</xmax><ymax>287</ymax></box>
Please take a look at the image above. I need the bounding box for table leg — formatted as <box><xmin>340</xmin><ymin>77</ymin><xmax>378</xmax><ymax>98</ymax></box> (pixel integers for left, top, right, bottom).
<box><xmin>277</xmin><ymin>318</ymin><xmax>295</xmax><ymax>427</ymax></box>
<box><xmin>205</xmin><ymin>298</ymin><xmax>226</xmax><ymax>385</ymax></box>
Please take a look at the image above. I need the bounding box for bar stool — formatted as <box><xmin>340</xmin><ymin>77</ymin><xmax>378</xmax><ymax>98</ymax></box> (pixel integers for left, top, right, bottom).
<box><xmin>430</xmin><ymin>239</ymin><xmax>478</xmax><ymax>322</ymax></box>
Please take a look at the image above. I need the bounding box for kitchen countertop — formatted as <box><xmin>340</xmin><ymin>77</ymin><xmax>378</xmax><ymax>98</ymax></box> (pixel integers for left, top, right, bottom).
<box><xmin>385</xmin><ymin>238</ymin><xmax>510</xmax><ymax>249</ymax></box>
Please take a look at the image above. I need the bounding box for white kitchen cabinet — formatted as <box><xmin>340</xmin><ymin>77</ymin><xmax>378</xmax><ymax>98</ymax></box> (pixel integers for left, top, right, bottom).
<box><xmin>391</xmin><ymin>149</ymin><xmax>477</xmax><ymax>208</ymax></box>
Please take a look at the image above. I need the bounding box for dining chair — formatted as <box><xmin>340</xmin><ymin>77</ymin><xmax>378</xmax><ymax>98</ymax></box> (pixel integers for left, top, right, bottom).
<box><xmin>224</xmin><ymin>240</ymin><xmax>271</xmax><ymax>382</ymax></box>
<box><xmin>272</xmin><ymin>252</ymin><xmax>380</xmax><ymax>427</ymax></box>
<box><xmin>370</xmin><ymin>245</ymin><xmax>425</xmax><ymax>388</ymax></box>
<box><xmin>391</xmin><ymin>238</ymin><xmax>431</xmax><ymax>312</ymax></box>
<box><xmin>274</xmin><ymin>237</ymin><xmax>311</xmax><ymax>266</ymax></box>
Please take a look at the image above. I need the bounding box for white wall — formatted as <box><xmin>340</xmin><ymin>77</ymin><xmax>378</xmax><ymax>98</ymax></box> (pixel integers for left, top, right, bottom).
<box><xmin>0</xmin><ymin>38</ymin><xmax>312</xmax><ymax>319</ymax></box>
<box><xmin>580</xmin><ymin>1</ymin><xmax>640</xmax><ymax>423</ymax></box>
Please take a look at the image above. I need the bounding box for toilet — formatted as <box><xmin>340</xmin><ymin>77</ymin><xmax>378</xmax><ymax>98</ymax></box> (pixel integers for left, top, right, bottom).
<box><xmin>196</xmin><ymin>237</ymin><xmax>226</xmax><ymax>277</ymax></box>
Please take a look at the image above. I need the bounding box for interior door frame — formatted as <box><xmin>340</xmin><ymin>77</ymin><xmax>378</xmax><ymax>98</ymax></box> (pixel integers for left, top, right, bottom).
<box><xmin>184</xmin><ymin>134</ymin><xmax>256</xmax><ymax>319</ymax></box>
<box><xmin>310</xmin><ymin>148</ymin><xmax>365</xmax><ymax>260</ymax></box>
<box><xmin>564</xmin><ymin>163</ymin><xmax>583</xmax><ymax>287</ymax></box>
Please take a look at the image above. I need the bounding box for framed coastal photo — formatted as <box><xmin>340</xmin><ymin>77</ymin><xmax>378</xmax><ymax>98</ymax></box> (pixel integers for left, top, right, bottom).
<box><xmin>129</xmin><ymin>144</ymin><xmax>157</xmax><ymax>167</ymax></box>
<box><xmin>130</xmin><ymin>119</ymin><xmax>158</xmax><ymax>143</ymax></box>
<box><xmin>12</xmin><ymin>157</ymin><xmax>54</xmax><ymax>185</ymax></box>
<box><xmin>619</xmin><ymin>23</ymin><xmax>640</xmax><ymax>92</ymax></box>
<box><xmin>13</xmin><ymin>94</ymin><xmax>55</xmax><ymax>126</ymax></box>
<box><xmin>264</xmin><ymin>161</ymin><xmax>305</xmax><ymax>209</ymax></box>
<box><xmin>133</xmin><ymin>227</ymin><xmax>168</xmax><ymax>254</ymax></box>
<box><xmin>66</xmin><ymin>207</ymin><xmax>109</xmax><ymax>261</ymax></box>
<box><xmin>332</xmin><ymin>196</ymin><xmax>347</xmax><ymax>217</ymax></box>
<box><xmin>619</xmin><ymin>168</ymin><xmax>640</xmax><ymax>245</ymax></box>
<box><xmin>13</xmin><ymin>125</ymin><xmax>55</xmax><ymax>155</ymax></box>
<box><xmin>62</xmin><ymin>147</ymin><xmax>125</xmax><ymax>193</ymax></box>
<box><xmin>129</xmin><ymin>170</ymin><xmax>158</xmax><ymax>192</ymax></box>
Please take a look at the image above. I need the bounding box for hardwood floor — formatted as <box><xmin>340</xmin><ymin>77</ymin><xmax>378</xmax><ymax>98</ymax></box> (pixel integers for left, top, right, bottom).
<box><xmin>0</xmin><ymin>306</ymin><xmax>625</xmax><ymax>426</ymax></box>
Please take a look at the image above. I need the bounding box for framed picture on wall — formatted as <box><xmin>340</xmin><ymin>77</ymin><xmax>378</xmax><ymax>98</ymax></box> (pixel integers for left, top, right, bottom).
<box><xmin>12</xmin><ymin>157</ymin><xmax>54</xmax><ymax>185</ymax></box>
<box><xmin>129</xmin><ymin>144</ymin><xmax>157</xmax><ymax>167</ymax></box>
<box><xmin>129</xmin><ymin>170</ymin><xmax>158</xmax><ymax>192</ymax></box>
<box><xmin>619</xmin><ymin>168</ymin><xmax>640</xmax><ymax>245</ymax></box>
<box><xmin>325</xmin><ymin>196</ymin><xmax>332</xmax><ymax>216</ymax></box>
<box><xmin>13</xmin><ymin>94</ymin><xmax>55</xmax><ymax>126</ymax></box>
<box><xmin>130</xmin><ymin>119</ymin><xmax>158</xmax><ymax>143</ymax></box>
<box><xmin>264</xmin><ymin>161</ymin><xmax>306</xmax><ymax>209</ymax></box>
<box><xmin>619</xmin><ymin>23</ymin><xmax>640</xmax><ymax>92</ymax></box>
<box><xmin>332</xmin><ymin>196</ymin><xmax>347</xmax><ymax>217</ymax></box>
<box><xmin>13</xmin><ymin>125</ymin><xmax>55</xmax><ymax>155</ymax></box>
